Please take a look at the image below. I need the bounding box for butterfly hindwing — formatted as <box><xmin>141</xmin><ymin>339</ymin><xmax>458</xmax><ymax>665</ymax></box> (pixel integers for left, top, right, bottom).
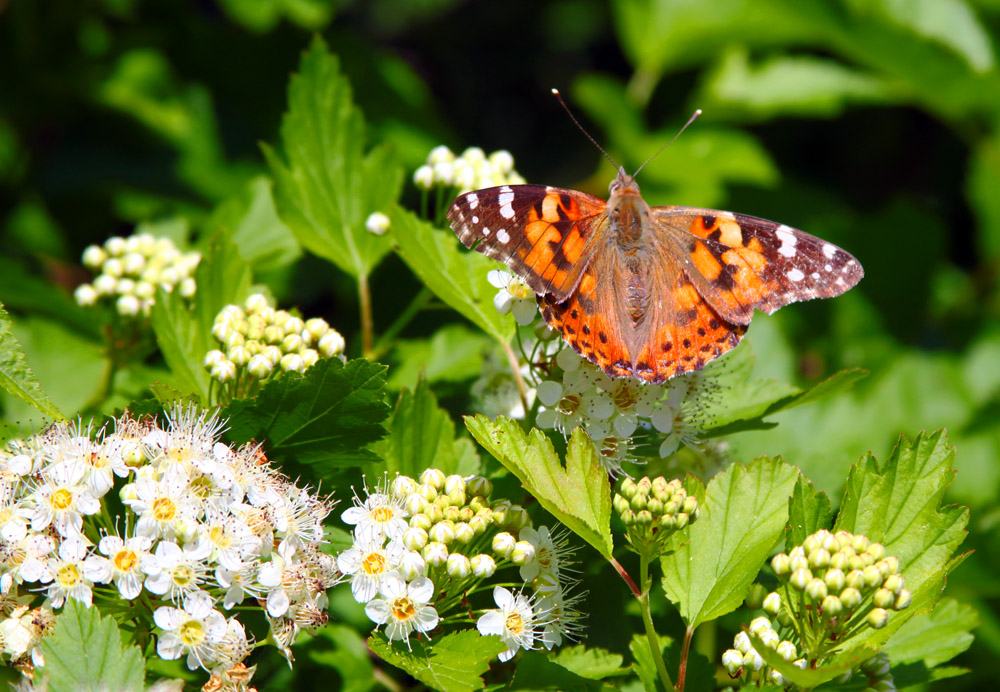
<box><xmin>449</xmin><ymin>185</ymin><xmax>608</xmax><ymax>301</ymax></box>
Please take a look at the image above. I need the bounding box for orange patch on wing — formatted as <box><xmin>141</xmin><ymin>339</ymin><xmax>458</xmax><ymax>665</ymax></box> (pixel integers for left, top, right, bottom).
<box><xmin>672</xmin><ymin>284</ymin><xmax>701</xmax><ymax>311</ymax></box>
<box><xmin>690</xmin><ymin>241</ymin><xmax>722</xmax><ymax>280</ymax></box>
<box><xmin>579</xmin><ymin>273</ymin><xmax>597</xmax><ymax>297</ymax></box>
<box><xmin>526</xmin><ymin>219</ymin><xmax>550</xmax><ymax>245</ymax></box>
<box><xmin>561</xmin><ymin>227</ymin><xmax>586</xmax><ymax>263</ymax></box>
<box><xmin>524</xmin><ymin>226</ymin><xmax>561</xmax><ymax>272</ymax></box>
<box><xmin>539</xmin><ymin>292</ymin><xmax>633</xmax><ymax>380</ymax></box>
<box><xmin>717</xmin><ymin>218</ymin><xmax>743</xmax><ymax>248</ymax></box>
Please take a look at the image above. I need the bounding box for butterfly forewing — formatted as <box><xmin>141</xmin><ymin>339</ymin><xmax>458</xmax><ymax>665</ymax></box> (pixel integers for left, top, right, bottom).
<box><xmin>448</xmin><ymin>185</ymin><xmax>608</xmax><ymax>301</ymax></box>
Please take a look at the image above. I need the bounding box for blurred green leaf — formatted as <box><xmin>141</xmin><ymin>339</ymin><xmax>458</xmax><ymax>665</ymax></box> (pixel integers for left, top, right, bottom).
<box><xmin>307</xmin><ymin>624</ymin><xmax>376</xmax><ymax>692</ymax></box>
<box><xmin>206</xmin><ymin>176</ymin><xmax>302</xmax><ymax>272</ymax></box>
<box><xmin>387</xmin><ymin>324</ymin><xmax>496</xmax><ymax>390</ymax></box>
<box><xmin>223</xmin><ymin>357</ymin><xmax>390</xmax><ymax>469</ymax></box>
<box><xmin>217</xmin><ymin>0</ymin><xmax>335</xmax><ymax>32</ymax></box>
<box><xmin>661</xmin><ymin>457</ymin><xmax>798</xmax><ymax>627</ymax></box>
<box><xmin>465</xmin><ymin>415</ymin><xmax>614</xmax><ymax>559</ymax></box>
<box><xmin>374</xmin><ymin>377</ymin><xmax>480</xmax><ymax>477</ymax></box>
<box><xmin>551</xmin><ymin>645</ymin><xmax>629</xmax><ymax>679</ymax></box>
<box><xmin>882</xmin><ymin>597</ymin><xmax>978</xmax><ymax>667</ymax></box>
<box><xmin>509</xmin><ymin>651</ymin><xmax>606</xmax><ymax>691</ymax></box>
<box><xmin>391</xmin><ymin>207</ymin><xmax>515</xmax><ymax>345</ymax></box>
<box><xmin>699</xmin><ymin>49</ymin><xmax>894</xmax><ymax>120</ymax></box>
<box><xmin>786</xmin><ymin>475</ymin><xmax>832</xmax><ymax>548</ymax></box>
<box><xmin>40</xmin><ymin>600</ymin><xmax>145</xmax><ymax>692</ymax></box>
<box><xmin>967</xmin><ymin>123</ymin><xmax>1000</xmax><ymax>258</ymax></box>
<box><xmin>629</xmin><ymin>634</ymin><xmax>662</xmax><ymax>692</ymax></box>
<box><xmin>265</xmin><ymin>37</ymin><xmax>403</xmax><ymax>281</ymax></box>
<box><xmin>368</xmin><ymin>630</ymin><xmax>504</xmax><ymax>692</ymax></box>
<box><xmin>0</xmin><ymin>305</ymin><xmax>63</xmax><ymax>421</ymax></box>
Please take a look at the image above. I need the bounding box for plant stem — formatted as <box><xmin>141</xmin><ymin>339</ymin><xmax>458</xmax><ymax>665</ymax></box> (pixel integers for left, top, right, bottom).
<box><xmin>502</xmin><ymin>340</ymin><xmax>529</xmax><ymax>417</ymax></box>
<box><xmin>639</xmin><ymin>552</ymin><xmax>675</xmax><ymax>692</ymax></box>
<box><xmin>359</xmin><ymin>273</ymin><xmax>374</xmax><ymax>357</ymax></box>
<box><xmin>677</xmin><ymin>625</ymin><xmax>694</xmax><ymax>692</ymax></box>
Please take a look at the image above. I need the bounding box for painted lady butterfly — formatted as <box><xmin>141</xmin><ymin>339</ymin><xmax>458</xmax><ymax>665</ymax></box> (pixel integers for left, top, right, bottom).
<box><xmin>447</xmin><ymin>163</ymin><xmax>862</xmax><ymax>384</ymax></box>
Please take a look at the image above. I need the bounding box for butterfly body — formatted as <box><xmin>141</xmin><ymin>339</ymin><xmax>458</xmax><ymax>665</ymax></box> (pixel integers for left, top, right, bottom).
<box><xmin>448</xmin><ymin>166</ymin><xmax>862</xmax><ymax>384</ymax></box>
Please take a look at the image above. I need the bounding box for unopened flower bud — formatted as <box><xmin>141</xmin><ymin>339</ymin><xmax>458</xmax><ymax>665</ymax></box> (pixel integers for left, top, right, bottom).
<box><xmin>776</xmin><ymin>640</ymin><xmax>797</xmax><ymax>662</ymax></box>
<box><xmin>748</xmin><ymin>617</ymin><xmax>771</xmax><ymax>636</ymax></box>
<box><xmin>806</xmin><ymin>578</ymin><xmax>828</xmax><ymax>602</ymax></box>
<box><xmin>403</xmin><ymin>527</ymin><xmax>428</xmax><ymax>551</ymax></box>
<box><xmin>821</xmin><ymin>594</ymin><xmax>844</xmax><ymax>617</ymax></box>
<box><xmin>422</xmin><ymin>542</ymin><xmax>448</xmax><ymax>567</ymax></box>
<box><xmin>808</xmin><ymin>548</ymin><xmax>831</xmax><ymax>570</ymax></box>
<box><xmin>867</xmin><ymin>607</ymin><xmax>889</xmax><ymax>629</ymax></box>
<box><xmin>365</xmin><ymin>211</ymin><xmax>391</xmax><ymax>236</ymax></box>
<box><xmin>74</xmin><ymin>284</ymin><xmax>98</xmax><ymax>306</ymax></box>
<box><xmin>414</xmin><ymin>165</ymin><xmax>434</xmax><ymax>190</ymax></box>
<box><xmin>210</xmin><ymin>360</ymin><xmax>237</xmax><ymax>382</ymax></box>
<box><xmin>492</xmin><ymin>532</ymin><xmax>516</xmax><ymax>558</ymax></box>
<box><xmin>409</xmin><ymin>513</ymin><xmax>432</xmax><ymax>531</ymax></box>
<box><xmin>279</xmin><ymin>353</ymin><xmax>306</xmax><ymax>373</ymax></box>
<box><xmin>790</xmin><ymin>568</ymin><xmax>812</xmax><ymax>590</ymax></box>
<box><xmin>722</xmin><ymin>649</ymin><xmax>743</xmax><ymax>674</ymax></box>
<box><xmin>867</xmin><ymin>542</ymin><xmax>885</xmax><ymax>561</ymax></box>
<box><xmin>446</xmin><ymin>553</ymin><xmax>471</xmax><ymax>578</ymax></box>
<box><xmin>636</xmin><ymin>510</ymin><xmax>653</xmax><ymax>526</ymax></box>
<box><xmin>873</xmin><ymin>588</ymin><xmax>895</xmax><ymax>609</ymax></box>
<box><xmin>82</xmin><ymin>245</ymin><xmax>108</xmax><ymax>269</ymax></box>
<box><xmin>511</xmin><ymin>540</ymin><xmax>535</xmax><ymax>565</ymax></box>
<box><xmin>763</xmin><ymin>592</ymin><xmax>781</xmax><ymax>616</ymax></box>
<box><xmin>424</xmin><ymin>504</ymin><xmax>444</xmax><ymax>525</ymax></box>
<box><xmin>771</xmin><ymin>553</ymin><xmax>791</xmax><ymax>577</ymax></box>
<box><xmin>400</xmin><ymin>551</ymin><xmax>426</xmax><ymax>581</ymax></box>
<box><xmin>742</xmin><ymin>649</ymin><xmax>763</xmax><ymax>672</ymax></box>
<box><xmin>405</xmin><ymin>494</ymin><xmax>429</xmax><ymax>516</ymax></box>
<box><xmin>863</xmin><ymin>565</ymin><xmax>883</xmax><ymax>588</ymax></box>
<box><xmin>466</xmin><ymin>476</ymin><xmax>492</xmax><ymax>498</ymax></box>
<box><xmin>675</xmin><ymin>512</ymin><xmax>690</xmax><ymax>530</ymax></box>
<box><xmin>733</xmin><ymin>631</ymin><xmax>752</xmax><ymax>654</ymax></box>
<box><xmin>839</xmin><ymin>586</ymin><xmax>862</xmax><ymax>610</ymax></box>
<box><xmin>471</xmin><ymin>554</ymin><xmax>496</xmax><ymax>578</ymax></box>
<box><xmin>507</xmin><ymin>505</ymin><xmax>530</xmax><ymax>530</ymax></box>
<box><xmin>420</xmin><ymin>468</ymin><xmax>446</xmax><ymax>491</ymax></box>
<box><xmin>454</xmin><ymin>522</ymin><xmax>475</xmax><ymax>545</ymax></box>
<box><xmin>894</xmin><ymin>588</ymin><xmax>911</xmax><ymax>610</ymax></box>
<box><xmin>745</xmin><ymin>583</ymin><xmax>767</xmax><ymax>610</ymax></box>
<box><xmin>619</xmin><ymin>478</ymin><xmax>637</xmax><ymax>500</ymax></box>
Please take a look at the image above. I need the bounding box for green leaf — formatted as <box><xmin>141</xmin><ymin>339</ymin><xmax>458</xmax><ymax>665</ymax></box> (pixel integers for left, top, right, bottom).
<box><xmin>465</xmin><ymin>415</ymin><xmax>613</xmax><ymax>558</ymax></box>
<box><xmin>786</xmin><ymin>475</ymin><xmax>832</xmax><ymax>547</ymax></box>
<box><xmin>882</xmin><ymin>597</ymin><xmax>978</xmax><ymax>668</ymax></box>
<box><xmin>629</xmin><ymin>634</ymin><xmax>662</xmax><ymax>692</ymax></box>
<box><xmin>551</xmin><ymin>645</ymin><xmax>628</xmax><ymax>679</ymax></box>
<box><xmin>40</xmin><ymin>600</ymin><xmax>145</xmax><ymax>692</ymax></box>
<box><xmin>388</xmin><ymin>325</ymin><xmax>496</xmax><ymax>390</ymax></box>
<box><xmin>368</xmin><ymin>630</ymin><xmax>504</xmax><ymax>692</ymax></box>
<box><xmin>222</xmin><ymin>357</ymin><xmax>390</xmax><ymax>471</ymax></box>
<box><xmin>749</xmin><ymin>630</ymin><xmax>866</xmax><ymax>688</ymax></box>
<box><xmin>699</xmin><ymin>49</ymin><xmax>893</xmax><ymax>120</ymax></box>
<box><xmin>0</xmin><ymin>304</ymin><xmax>63</xmax><ymax>420</ymax></box>
<box><xmin>834</xmin><ymin>430</ymin><xmax>970</xmax><ymax>647</ymax></box>
<box><xmin>151</xmin><ymin>230</ymin><xmax>253</xmax><ymax>402</ymax></box>
<box><xmin>509</xmin><ymin>651</ymin><xmax>606</xmax><ymax>691</ymax></box>
<box><xmin>391</xmin><ymin>206</ymin><xmax>515</xmax><ymax>345</ymax></box>
<box><xmin>207</xmin><ymin>175</ymin><xmax>302</xmax><ymax>272</ymax></box>
<box><xmin>375</xmin><ymin>377</ymin><xmax>480</xmax><ymax>477</ymax></box>
<box><xmin>660</xmin><ymin>457</ymin><xmax>798</xmax><ymax>627</ymax></box>
<box><xmin>307</xmin><ymin>624</ymin><xmax>376</xmax><ymax>692</ymax></box>
<box><xmin>265</xmin><ymin>36</ymin><xmax>402</xmax><ymax>280</ymax></box>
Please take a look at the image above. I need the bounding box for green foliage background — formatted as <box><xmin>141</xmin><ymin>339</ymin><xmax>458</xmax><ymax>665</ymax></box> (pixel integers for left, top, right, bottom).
<box><xmin>2</xmin><ymin>0</ymin><xmax>999</xmax><ymax>688</ymax></box>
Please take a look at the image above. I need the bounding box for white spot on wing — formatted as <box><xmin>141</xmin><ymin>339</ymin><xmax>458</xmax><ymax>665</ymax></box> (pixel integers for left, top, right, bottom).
<box><xmin>497</xmin><ymin>229</ymin><xmax>510</xmax><ymax>243</ymax></box>
<box><xmin>467</xmin><ymin>193</ymin><xmax>479</xmax><ymax>210</ymax></box>
<box><xmin>776</xmin><ymin>225</ymin><xmax>797</xmax><ymax>258</ymax></box>
<box><xmin>824</xmin><ymin>264</ymin><xmax>833</xmax><ymax>272</ymax></box>
<box><xmin>499</xmin><ymin>185</ymin><xmax>513</xmax><ymax>193</ymax></box>
<box><xmin>811</xmin><ymin>272</ymin><xmax>820</xmax><ymax>280</ymax></box>
<box><xmin>823</xmin><ymin>243</ymin><xmax>836</xmax><ymax>258</ymax></box>
<box><xmin>787</xmin><ymin>268</ymin><xmax>805</xmax><ymax>282</ymax></box>
<box><xmin>483</xmin><ymin>226</ymin><xmax>490</xmax><ymax>236</ymax></box>
<box><xmin>498</xmin><ymin>191</ymin><xmax>515</xmax><ymax>219</ymax></box>
<box><xmin>472</xmin><ymin>215</ymin><xmax>479</xmax><ymax>224</ymax></box>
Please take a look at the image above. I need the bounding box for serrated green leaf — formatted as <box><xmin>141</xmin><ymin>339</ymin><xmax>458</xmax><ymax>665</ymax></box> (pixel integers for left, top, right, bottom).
<box><xmin>375</xmin><ymin>377</ymin><xmax>480</xmax><ymax>477</ymax></box>
<box><xmin>509</xmin><ymin>651</ymin><xmax>606</xmax><ymax>691</ymax></box>
<box><xmin>391</xmin><ymin>206</ymin><xmax>515</xmax><ymax>345</ymax></box>
<box><xmin>786</xmin><ymin>475</ymin><xmax>832</xmax><ymax>547</ymax></box>
<box><xmin>882</xmin><ymin>597</ymin><xmax>978</xmax><ymax>668</ymax></box>
<box><xmin>40</xmin><ymin>601</ymin><xmax>145</xmax><ymax>692</ymax></box>
<box><xmin>465</xmin><ymin>415</ymin><xmax>613</xmax><ymax>558</ymax></box>
<box><xmin>368</xmin><ymin>630</ymin><xmax>504</xmax><ymax>692</ymax></box>
<box><xmin>832</xmin><ymin>431</ymin><xmax>969</xmax><ymax>651</ymax></box>
<box><xmin>551</xmin><ymin>645</ymin><xmax>628</xmax><ymax>679</ymax></box>
<box><xmin>151</xmin><ymin>231</ymin><xmax>253</xmax><ymax>402</ymax></box>
<box><xmin>660</xmin><ymin>457</ymin><xmax>798</xmax><ymax>627</ymax></box>
<box><xmin>0</xmin><ymin>304</ymin><xmax>63</xmax><ymax>420</ymax></box>
<box><xmin>222</xmin><ymin>357</ymin><xmax>390</xmax><ymax>471</ymax></box>
<box><xmin>265</xmin><ymin>37</ymin><xmax>402</xmax><ymax>280</ymax></box>
<box><xmin>629</xmin><ymin>634</ymin><xmax>662</xmax><ymax>692</ymax></box>
<box><xmin>207</xmin><ymin>175</ymin><xmax>302</xmax><ymax>272</ymax></box>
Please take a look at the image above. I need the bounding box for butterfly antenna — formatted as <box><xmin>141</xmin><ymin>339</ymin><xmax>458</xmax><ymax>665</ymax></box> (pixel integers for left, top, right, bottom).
<box><xmin>551</xmin><ymin>88</ymin><xmax>619</xmax><ymax>170</ymax></box>
<box><xmin>632</xmin><ymin>109</ymin><xmax>702</xmax><ymax>178</ymax></box>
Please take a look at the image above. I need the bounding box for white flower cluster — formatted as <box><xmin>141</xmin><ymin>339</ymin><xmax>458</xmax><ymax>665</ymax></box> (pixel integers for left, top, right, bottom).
<box><xmin>534</xmin><ymin>347</ymin><xmax>711</xmax><ymax>474</ymax></box>
<box><xmin>414</xmin><ymin>146</ymin><xmax>525</xmax><ymax>194</ymax></box>
<box><xmin>203</xmin><ymin>293</ymin><xmax>346</xmax><ymax>397</ymax></box>
<box><xmin>337</xmin><ymin>470</ymin><xmax>584</xmax><ymax>659</ymax></box>
<box><xmin>74</xmin><ymin>232</ymin><xmax>200</xmax><ymax>318</ymax></box>
<box><xmin>0</xmin><ymin>405</ymin><xmax>338</xmax><ymax>680</ymax></box>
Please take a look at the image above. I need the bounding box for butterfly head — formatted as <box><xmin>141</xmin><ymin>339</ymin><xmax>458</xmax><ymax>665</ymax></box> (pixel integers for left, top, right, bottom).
<box><xmin>608</xmin><ymin>167</ymin><xmax>650</xmax><ymax>246</ymax></box>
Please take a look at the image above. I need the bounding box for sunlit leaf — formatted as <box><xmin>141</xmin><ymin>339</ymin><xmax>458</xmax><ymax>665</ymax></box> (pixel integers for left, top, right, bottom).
<box><xmin>0</xmin><ymin>304</ymin><xmax>64</xmax><ymax>421</ymax></box>
<box><xmin>368</xmin><ymin>630</ymin><xmax>504</xmax><ymax>692</ymax></box>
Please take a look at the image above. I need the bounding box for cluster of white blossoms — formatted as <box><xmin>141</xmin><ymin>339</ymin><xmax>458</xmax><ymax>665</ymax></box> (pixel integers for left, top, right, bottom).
<box><xmin>0</xmin><ymin>405</ymin><xmax>338</xmax><ymax>686</ymax></box>
<box><xmin>414</xmin><ymin>146</ymin><xmax>525</xmax><ymax>195</ymax></box>
<box><xmin>337</xmin><ymin>470</ymin><xmax>585</xmax><ymax>660</ymax></box>
<box><xmin>74</xmin><ymin>232</ymin><xmax>201</xmax><ymax>318</ymax></box>
<box><xmin>203</xmin><ymin>293</ymin><xmax>346</xmax><ymax>402</ymax></box>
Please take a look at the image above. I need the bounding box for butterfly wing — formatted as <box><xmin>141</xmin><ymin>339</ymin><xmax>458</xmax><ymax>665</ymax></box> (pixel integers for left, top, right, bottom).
<box><xmin>650</xmin><ymin>207</ymin><xmax>864</xmax><ymax>325</ymax></box>
<box><xmin>449</xmin><ymin>185</ymin><xmax>609</xmax><ymax>301</ymax></box>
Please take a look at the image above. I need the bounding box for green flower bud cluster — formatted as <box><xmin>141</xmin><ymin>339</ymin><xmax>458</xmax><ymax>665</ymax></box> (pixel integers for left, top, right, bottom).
<box><xmin>203</xmin><ymin>294</ymin><xmax>345</xmax><ymax>400</ymax></box>
<box><xmin>613</xmin><ymin>476</ymin><xmax>698</xmax><ymax>555</ymax></box>
<box><xmin>413</xmin><ymin>145</ymin><xmax>526</xmax><ymax>195</ymax></box>
<box><xmin>722</xmin><ymin>616</ymin><xmax>807</xmax><ymax>686</ymax></box>
<box><xmin>74</xmin><ymin>232</ymin><xmax>200</xmax><ymax>318</ymax></box>
<box><xmin>769</xmin><ymin>529</ymin><xmax>910</xmax><ymax>646</ymax></box>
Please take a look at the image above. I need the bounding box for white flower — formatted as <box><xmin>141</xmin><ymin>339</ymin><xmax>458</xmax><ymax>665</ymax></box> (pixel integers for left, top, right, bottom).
<box><xmin>272</xmin><ymin>487</ymin><xmax>327</xmax><ymax>554</ymax></box>
<box><xmin>365</xmin><ymin>212</ymin><xmax>391</xmax><ymax>236</ymax></box>
<box><xmin>37</xmin><ymin>537</ymin><xmax>105</xmax><ymax>608</ymax></box>
<box><xmin>337</xmin><ymin>535</ymin><xmax>406</xmax><ymax>603</ymax></box>
<box><xmin>154</xmin><ymin>591</ymin><xmax>228</xmax><ymax>671</ymax></box>
<box><xmin>215</xmin><ymin>560</ymin><xmax>264</xmax><ymax>610</ymax></box>
<box><xmin>341</xmin><ymin>482</ymin><xmax>408</xmax><ymax>544</ymax></box>
<box><xmin>142</xmin><ymin>540</ymin><xmax>210</xmax><ymax>602</ymax></box>
<box><xmin>28</xmin><ymin>461</ymin><xmax>101</xmax><ymax>538</ymax></box>
<box><xmin>517</xmin><ymin>525</ymin><xmax>575</xmax><ymax>584</ymax></box>
<box><xmin>365</xmin><ymin>575</ymin><xmax>439</xmax><ymax>650</ymax></box>
<box><xmin>487</xmin><ymin>270</ymin><xmax>538</xmax><ymax>326</ymax></box>
<box><xmin>477</xmin><ymin>586</ymin><xmax>546</xmax><ymax>662</ymax></box>
<box><xmin>537</xmin><ymin>585</ymin><xmax>586</xmax><ymax>649</ymax></box>
<box><xmin>92</xmin><ymin>533</ymin><xmax>153</xmax><ymax>600</ymax></box>
<box><xmin>199</xmin><ymin>509</ymin><xmax>260</xmax><ymax>570</ymax></box>
<box><xmin>126</xmin><ymin>476</ymin><xmax>199</xmax><ymax>541</ymax></box>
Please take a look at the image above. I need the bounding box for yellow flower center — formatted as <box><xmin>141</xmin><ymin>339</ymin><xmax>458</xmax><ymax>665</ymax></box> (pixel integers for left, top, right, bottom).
<box><xmin>371</xmin><ymin>506</ymin><xmax>394</xmax><ymax>524</ymax></box>
<box><xmin>362</xmin><ymin>552</ymin><xmax>386</xmax><ymax>576</ymax></box>
<box><xmin>188</xmin><ymin>476</ymin><xmax>214</xmax><ymax>499</ymax></box>
<box><xmin>152</xmin><ymin>497</ymin><xmax>177</xmax><ymax>521</ymax></box>
<box><xmin>557</xmin><ymin>395</ymin><xmax>581</xmax><ymax>416</ymax></box>
<box><xmin>209</xmin><ymin>525</ymin><xmax>232</xmax><ymax>548</ymax></box>
<box><xmin>168</xmin><ymin>444</ymin><xmax>194</xmax><ymax>464</ymax></box>
<box><xmin>88</xmin><ymin>451</ymin><xmax>109</xmax><ymax>469</ymax></box>
<box><xmin>391</xmin><ymin>596</ymin><xmax>416</xmax><ymax>621</ymax></box>
<box><xmin>50</xmin><ymin>488</ymin><xmax>73</xmax><ymax>511</ymax></box>
<box><xmin>113</xmin><ymin>549</ymin><xmax>138</xmax><ymax>572</ymax></box>
<box><xmin>56</xmin><ymin>564</ymin><xmax>81</xmax><ymax>588</ymax></box>
<box><xmin>172</xmin><ymin>566</ymin><xmax>193</xmax><ymax>586</ymax></box>
<box><xmin>179</xmin><ymin>619</ymin><xmax>205</xmax><ymax>646</ymax></box>
<box><xmin>509</xmin><ymin>281</ymin><xmax>533</xmax><ymax>300</ymax></box>
<box><xmin>505</xmin><ymin>612</ymin><xmax>525</xmax><ymax>635</ymax></box>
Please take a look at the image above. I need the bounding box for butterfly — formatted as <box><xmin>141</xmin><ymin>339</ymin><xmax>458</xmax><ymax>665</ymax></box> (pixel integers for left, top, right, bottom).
<box><xmin>447</xmin><ymin>167</ymin><xmax>863</xmax><ymax>384</ymax></box>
